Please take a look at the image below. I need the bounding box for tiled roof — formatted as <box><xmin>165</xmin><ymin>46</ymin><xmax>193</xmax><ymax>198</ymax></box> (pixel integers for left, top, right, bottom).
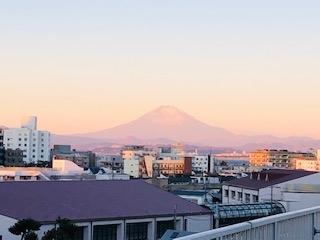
<box><xmin>0</xmin><ymin>180</ymin><xmax>210</xmax><ymax>222</ymax></box>
<box><xmin>225</xmin><ymin>169</ymin><xmax>317</xmax><ymax>190</ymax></box>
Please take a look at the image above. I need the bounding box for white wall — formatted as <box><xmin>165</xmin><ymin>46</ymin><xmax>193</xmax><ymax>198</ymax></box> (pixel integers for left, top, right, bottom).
<box><xmin>184</xmin><ymin>215</ymin><xmax>212</xmax><ymax>233</ymax></box>
<box><xmin>0</xmin><ymin>215</ymin><xmax>19</xmax><ymax>240</ymax></box>
<box><xmin>0</xmin><ymin>215</ymin><xmax>211</xmax><ymax>240</ymax></box>
<box><xmin>222</xmin><ymin>185</ymin><xmax>259</xmax><ymax>204</ymax></box>
<box><xmin>123</xmin><ymin>159</ymin><xmax>140</xmax><ymax>178</ymax></box>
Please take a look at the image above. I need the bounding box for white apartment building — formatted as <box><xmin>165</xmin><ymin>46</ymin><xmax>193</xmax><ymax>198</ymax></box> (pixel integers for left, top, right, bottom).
<box><xmin>122</xmin><ymin>145</ymin><xmax>156</xmax><ymax>178</ymax></box>
<box><xmin>192</xmin><ymin>155</ymin><xmax>215</xmax><ymax>174</ymax></box>
<box><xmin>222</xmin><ymin>169</ymin><xmax>320</xmax><ymax>212</ymax></box>
<box><xmin>3</xmin><ymin>117</ymin><xmax>50</xmax><ymax>163</ymax></box>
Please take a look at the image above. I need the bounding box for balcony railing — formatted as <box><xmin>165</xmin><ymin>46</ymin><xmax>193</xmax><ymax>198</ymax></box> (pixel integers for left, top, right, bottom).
<box><xmin>175</xmin><ymin>206</ymin><xmax>320</xmax><ymax>240</ymax></box>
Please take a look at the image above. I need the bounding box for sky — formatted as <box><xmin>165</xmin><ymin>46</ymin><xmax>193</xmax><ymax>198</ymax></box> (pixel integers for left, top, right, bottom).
<box><xmin>1</xmin><ymin>0</ymin><xmax>320</xmax><ymax>137</ymax></box>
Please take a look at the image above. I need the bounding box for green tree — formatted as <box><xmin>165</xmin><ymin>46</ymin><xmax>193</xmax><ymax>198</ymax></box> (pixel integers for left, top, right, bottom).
<box><xmin>9</xmin><ymin>219</ymin><xmax>41</xmax><ymax>240</ymax></box>
<box><xmin>42</xmin><ymin>218</ymin><xmax>77</xmax><ymax>240</ymax></box>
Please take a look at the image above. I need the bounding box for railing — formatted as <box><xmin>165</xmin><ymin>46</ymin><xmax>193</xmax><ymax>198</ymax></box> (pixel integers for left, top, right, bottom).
<box><xmin>175</xmin><ymin>206</ymin><xmax>320</xmax><ymax>240</ymax></box>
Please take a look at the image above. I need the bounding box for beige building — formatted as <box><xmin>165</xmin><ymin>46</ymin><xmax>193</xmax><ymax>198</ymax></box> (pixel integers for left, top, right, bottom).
<box><xmin>249</xmin><ymin>149</ymin><xmax>313</xmax><ymax>169</ymax></box>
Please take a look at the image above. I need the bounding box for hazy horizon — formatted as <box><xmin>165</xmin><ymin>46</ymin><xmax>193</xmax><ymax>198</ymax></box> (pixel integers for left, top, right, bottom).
<box><xmin>1</xmin><ymin>1</ymin><xmax>320</xmax><ymax>137</ymax></box>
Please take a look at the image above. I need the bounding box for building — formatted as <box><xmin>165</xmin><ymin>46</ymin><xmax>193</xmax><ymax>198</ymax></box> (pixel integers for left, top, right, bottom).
<box><xmin>0</xmin><ymin>127</ymin><xmax>5</xmax><ymax>165</ymax></box>
<box><xmin>249</xmin><ymin>149</ymin><xmax>313</xmax><ymax>168</ymax></box>
<box><xmin>192</xmin><ymin>155</ymin><xmax>215</xmax><ymax>174</ymax></box>
<box><xmin>0</xmin><ymin>180</ymin><xmax>212</xmax><ymax>240</ymax></box>
<box><xmin>172</xmin><ymin>190</ymin><xmax>218</xmax><ymax>205</ymax></box>
<box><xmin>3</xmin><ymin>148</ymin><xmax>24</xmax><ymax>167</ymax></box>
<box><xmin>153</xmin><ymin>157</ymin><xmax>192</xmax><ymax>177</ymax></box>
<box><xmin>52</xmin><ymin>145</ymin><xmax>96</xmax><ymax>169</ymax></box>
<box><xmin>294</xmin><ymin>158</ymin><xmax>319</xmax><ymax>171</ymax></box>
<box><xmin>0</xmin><ymin>159</ymin><xmax>130</xmax><ymax>181</ymax></box>
<box><xmin>3</xmin><ymin>117</ymin><xmax>50</xmax><ymax>164</ymax></box>
<box><xmin>122</xmin><ymin>145</ymin><xmax>156</xmax><ymax>178</ymax></box>
<box><xmin>222</xmin><ymin>169</ymin><xmax>320</xmax><ymax>212</ymax></box>
<box><xmin>158</xmin><ymin>143</ymin><xmax>185</xmax><ymax>160</ymax></box>
<box><xmin>96</xmin><ymin>154</ymin><xmax>123</xmax><ymax>173</ymax></box>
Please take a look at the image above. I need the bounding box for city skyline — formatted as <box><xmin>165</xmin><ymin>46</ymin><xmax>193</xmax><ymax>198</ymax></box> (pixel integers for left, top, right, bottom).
<box><xmin>1</xmin><ymin>1</ymin><xmax>320</xmax><ymax>137</ymax></box>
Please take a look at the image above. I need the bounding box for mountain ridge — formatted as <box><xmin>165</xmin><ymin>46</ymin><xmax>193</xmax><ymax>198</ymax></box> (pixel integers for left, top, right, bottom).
<box><xmin>70</xmin><ymin>105</ymin><xmax>320</xmax><ymax>150</ymax></box>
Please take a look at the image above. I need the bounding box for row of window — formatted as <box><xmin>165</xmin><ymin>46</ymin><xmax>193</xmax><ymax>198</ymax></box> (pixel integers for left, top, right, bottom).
<box><xmin>225</xmin><ymin>189</ymin><xmax>259</xmax><ymax>203</ymax></box>
<box><xmin>91</xmin><ymin>221</ymin><xmax>174</xmax><ymax>240</ymax></box>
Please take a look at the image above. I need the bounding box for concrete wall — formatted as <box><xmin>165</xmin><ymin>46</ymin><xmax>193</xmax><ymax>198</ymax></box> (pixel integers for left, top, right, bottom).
<box><xmin>222</xmin><ymin>185</ymin><xmax>259</xmax><ymax>204</ymax></box>
<box><xmin>0</xmin><ymin>215</ymin><xmax>211</xmax><ymax>240</ymax></box>
<box><xmin>184</xmin><ymin>215</ymin><xmax>212</xmax><ymax>233</ymax></box>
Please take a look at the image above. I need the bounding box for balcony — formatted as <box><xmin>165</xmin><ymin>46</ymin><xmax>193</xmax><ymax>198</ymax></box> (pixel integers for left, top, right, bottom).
<box><xmin>175</xmin><ymin>206</ymin><xmax>320</xmax><ymax>240</ymax></box>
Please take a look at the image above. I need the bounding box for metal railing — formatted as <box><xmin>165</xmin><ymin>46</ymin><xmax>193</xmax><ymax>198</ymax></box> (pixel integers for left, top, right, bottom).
<box><xmin>176</xmin><ymin>206</ymin><xmax>320</xmax><ymax>240</ymax></box>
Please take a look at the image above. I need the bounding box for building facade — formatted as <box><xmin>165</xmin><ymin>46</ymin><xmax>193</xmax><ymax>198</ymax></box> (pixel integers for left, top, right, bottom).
<box><xmin>3</xmin><ymin>117</ymin><xmax>50</xmax><ymax>164</ymax></box>
<box><xmin>52</xmin><ymin>145</ymin><xmax>96</xmax><ymax>169</ymax></box>
<box><xmin>249</xmin><ymin>149</ymin><xmax>313</xmax><ymax>169</ymax></box>
<box><xmin>0</xmin><ymin>128</ymin><xmax>4</xmax><ymax>165</ymax></box>
<box><xmin>0</xmin><ymin>180</ymin><xmax>212</xmax><ymax>240</ymax></box>
<box><xmin>222</xmin><ymin>169</ymin><xmax>320</xmax><ymax>212</ymax></box>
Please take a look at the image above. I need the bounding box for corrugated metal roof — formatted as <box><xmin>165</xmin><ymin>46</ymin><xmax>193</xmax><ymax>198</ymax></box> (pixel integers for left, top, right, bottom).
<box><xmin>0</xmin><ymin>180</ymin><xmax>210</xmax><ymax>222</ymax></box>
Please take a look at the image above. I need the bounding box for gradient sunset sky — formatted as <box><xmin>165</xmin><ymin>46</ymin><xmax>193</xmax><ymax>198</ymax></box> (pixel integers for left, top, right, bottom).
<box><xmin>1</xmin><ymin>1</ymin><xmax>320</xmax><ymax>137</ymax></box>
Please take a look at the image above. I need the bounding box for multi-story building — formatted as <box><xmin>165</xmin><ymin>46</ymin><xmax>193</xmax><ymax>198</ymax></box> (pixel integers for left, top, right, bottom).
<box><xmin>3</xmin><ymin>149</ymin><xmax>24</xmax><ymax>167</ymax></box>
<box><xmin>96</xmin><ymin>154</ymin><xmax>123</xmax><ymax>173</ymax></box>
<box><xmin>249</xmin><ymin>149</ymin><xmax>313</xmax><ymax>169</ymax></box>
<box><xmin>192</xmin><ymin>155</ymin><xmax>216</xmax><ymax>174</ymax></box>
<box><xmin>0</xmin><ymin>127</ymin><xmax>5</xmax><ymax>165</ymax></box>
<box><xmin>122</xmin><ymin>145</ymin><xmax>156</xmax><ymax>178</ymax></box>
<box><xmin>3</xmin><ymin>117</ymin><xmax>50</xmax><ymax>164</ymax></box>
<box><xmin>153</xmin><ymin>157</ymin><xmax>192</xmax><ymax>177</ymax></box>
<box><xmin>222</xmin><ymin>169</ymin><xmax>320</xmax><ymax>212</ymax></box>
<box><xmin>52</xmin><ymin>145</ymin><xmax>96</xmax><ymax>169</ymax></box>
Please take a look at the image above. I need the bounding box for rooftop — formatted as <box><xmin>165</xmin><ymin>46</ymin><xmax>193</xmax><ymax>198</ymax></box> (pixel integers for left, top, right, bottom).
<box><xmin>0</xmin><ymin>180</ymin><xmax>210</xmax><ymax>223</ymax></box>
<box><xmin>225</xmin><ymin>169</ymin><xmax>317</xmax><ymax>190</ymax></box>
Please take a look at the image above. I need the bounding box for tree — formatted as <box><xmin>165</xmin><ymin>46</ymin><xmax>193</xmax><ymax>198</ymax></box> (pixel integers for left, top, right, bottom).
<box><xmin>9</xmin><ymin>219</ymin><xmax>41</xmax><ymax>240</ymax></box>
<box><xmin>42</xmin><ymin>218</ymin><xmax>77</xmax><ymax>240</ymax></box>
<box><xmin>25</xmin><ymin>232</ymin><xmax>38</xmax><ymax>240</ymax></box>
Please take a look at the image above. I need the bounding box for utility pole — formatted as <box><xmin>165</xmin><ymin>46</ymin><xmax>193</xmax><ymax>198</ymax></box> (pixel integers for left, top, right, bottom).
<box><xmin>173</xmin><ymin>204</ymin><xmax>177</xmax><ymax>230</ymax></box>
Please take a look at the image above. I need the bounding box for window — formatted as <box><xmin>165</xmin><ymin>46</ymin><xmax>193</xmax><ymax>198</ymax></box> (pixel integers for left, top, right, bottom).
<box><xmin>93</xmin><ymin>225</ymin><xmax>117</xmax><ymax>240</ymax></box>
<box><xmin>126</xmin><ymin>222</ymin><xmax>148</xmax><ymax>240</ymax></box>
<box><xmin>245</xmin><ymin>193</ymin><xmax>251</xmax><ymax>203</ymax></box>
<box><xmin>231</xmin><ymin>191</ymin><xmax>236</xmax><ymax>199</ymax></box>
<box><xmin>238</xmin><ymin>192</ymin><xmax>243</xmax><ymax>201</ymax></box>
<box><xmin>253</xmin><ymin>195</ymin><xmax>259</xmax><ymax>203</ymax></box>
<box><xmin>157</xmin><ymin>220</ymin><xmax>174</xmax><ymax>239</ymax></box>
<box><xmin>224</xmin><ymin>189</ymin><xmax>229</xmax><ymax>197</ymax></box>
